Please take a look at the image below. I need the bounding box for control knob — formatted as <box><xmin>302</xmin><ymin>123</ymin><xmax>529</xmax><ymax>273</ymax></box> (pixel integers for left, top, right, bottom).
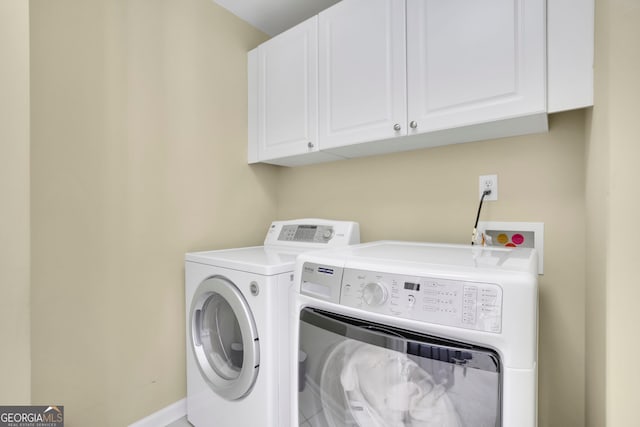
<box><xmin>362</xmin><ymin>282</ymin><xmax>388</xmax><ymax>306</ymax></box>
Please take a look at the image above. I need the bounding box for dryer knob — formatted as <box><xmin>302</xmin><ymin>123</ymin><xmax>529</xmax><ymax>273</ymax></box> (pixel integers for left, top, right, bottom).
<box><xmin>362</xmin><ymin>282</ymin><xmax>388</xmax><ymax>306</ymax></box>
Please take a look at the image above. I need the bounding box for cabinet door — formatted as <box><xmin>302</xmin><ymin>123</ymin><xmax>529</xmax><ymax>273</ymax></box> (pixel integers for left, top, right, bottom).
<box><xmin>250</xmin><ymin>17</ymin><xmax>318</xmax><ymax>162</ymax></box>
<box><xmin>406</xmin><ymin>0</ymin><xmax>546</xmax><ymax>134</ymax></box>
<box><xmin>318</xmin><ymin>0</ymin><xmax>406</xmax><ymax>150</ymax></box>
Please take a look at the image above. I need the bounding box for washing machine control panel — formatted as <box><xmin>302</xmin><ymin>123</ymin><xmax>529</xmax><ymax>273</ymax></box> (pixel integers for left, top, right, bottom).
<box><xmin>339</xmin><ymin>268</ymin><xmax>503</xmax><ymax>333</ymax></box>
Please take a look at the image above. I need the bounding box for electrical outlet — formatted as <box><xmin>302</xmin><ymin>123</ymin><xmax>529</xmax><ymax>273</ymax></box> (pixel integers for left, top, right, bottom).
<box><xmin>479</xmin><ymin>174</ymin><xmax>498</xmax><ymax>201</ymax></box>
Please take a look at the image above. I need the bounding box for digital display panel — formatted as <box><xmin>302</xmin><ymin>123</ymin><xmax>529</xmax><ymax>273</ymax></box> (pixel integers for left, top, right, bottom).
<box><xmin>404</xmin><ymin>282</ymin><xmax>420</xmax><ymax>291</ymax></box>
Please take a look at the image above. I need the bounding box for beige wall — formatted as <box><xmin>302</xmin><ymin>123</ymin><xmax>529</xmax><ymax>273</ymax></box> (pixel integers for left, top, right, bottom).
<box><xmin>29</xmin><ymin>0</ymin><xmax>274</xmax><ymax>424</ymax></box>
<box><xmin>584</xmin><ymin>0</ymin><xmax>609</xmax><ymax>425</ymax></box>
<box><xmin>585</xmin><ymin>0</ymin><xmax>640</xmax><ymax>425</ymax></box>
<box><xmin>0</xmin><ymin>0</ymin><xmax>31</xmax><ymax>404</ymax></box>
<box><xmin>277</xmin><ymin>110</ymin><xmax>587</xmax><ymax>427</ymax></box>
<box><xmin>602</xmin><ymin>0</ymin><xmax>640</xmax><ymax>425</ymax></box>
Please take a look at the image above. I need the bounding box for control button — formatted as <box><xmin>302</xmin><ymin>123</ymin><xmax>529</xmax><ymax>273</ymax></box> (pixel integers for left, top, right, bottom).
<box><xmin>322</xmin><ymin>229</ymin><xmax>333</xmax><ymax>240</ymax></box>
<box><xmin>407</xmin><ymin>295</ymin><xmax>416</xmax><ymax>307</ymax></box>
<box><xmin>362</xmin><ymin>282</ymin><xmax>388</xmax><ymax>306</ymax></box>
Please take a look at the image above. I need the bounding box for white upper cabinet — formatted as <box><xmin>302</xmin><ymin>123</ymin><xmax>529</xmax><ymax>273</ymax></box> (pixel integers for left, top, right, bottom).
<box><xmin>249</xmin><ymin>17</ymin><xmax>336</xmax><ymax>165</ymax></box>
<box><xmin>317</xmin><ymin>0</ymin><xmax>407</xmax><ymax>150</ymax></box>
<box><xmin>406</xmin><ymin>0</ymin><xmax>546</xmax><ymax>135</ymax></box>
<box><xmin>247</xmin><ymin>0</ymin><xmax>593</xmax><ymax>166</ymax></box>
<box><xmin>318</xmin><ymin>0</ymin><xmax>546</xmax><ymax>154</ymax></box>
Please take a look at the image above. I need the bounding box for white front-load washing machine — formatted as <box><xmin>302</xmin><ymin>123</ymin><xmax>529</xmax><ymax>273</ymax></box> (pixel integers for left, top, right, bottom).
<box><xmin>292</xmin><ymin>241</ymin><xmax>538</xmax><ymax>427</ymax></box>
<box><xmin>185</xmin><ymin>219</ymin><xmax>359</xmax><ymax>427</ymax></box>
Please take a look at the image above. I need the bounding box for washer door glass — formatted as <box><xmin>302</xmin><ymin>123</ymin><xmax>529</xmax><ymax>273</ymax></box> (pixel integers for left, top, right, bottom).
<box><xmin>191</xmin><ymin>276</ymin><xmax>259</xmax><ymax>401</ymax></box>
<box><xmin>298</xmin><ymin>308</ymin><xmax>501</xmax><ymax>427</ymax></box>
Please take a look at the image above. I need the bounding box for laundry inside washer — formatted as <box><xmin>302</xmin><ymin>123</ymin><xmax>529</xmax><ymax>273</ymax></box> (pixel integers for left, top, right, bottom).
<box><xmin>298</xmin><ymin>308</ymin><xmax>500</xmax><ymax>427</ymax></box>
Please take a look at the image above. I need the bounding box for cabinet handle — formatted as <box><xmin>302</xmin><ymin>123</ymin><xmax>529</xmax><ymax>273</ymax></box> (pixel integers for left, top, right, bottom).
<box><xmin>410</xmin><ymin>121</ymin><xmax>418</xmax><ymax>129</ymax></box>
<box><xmin>393</xmin><ymin>124</ymin><xmax>401</xmax><ymax>131</ymax></box>
<box><xmin>307</xmin><ymin>142</ymin><xmax>314</xmax><ymax>149</ymax></box>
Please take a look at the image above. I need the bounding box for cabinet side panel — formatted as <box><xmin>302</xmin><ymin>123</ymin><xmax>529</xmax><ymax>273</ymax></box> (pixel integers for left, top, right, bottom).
<box><xmin>248</xmin><ymin>48</ymin><xmax>258</xmax><ymax>163</ymax></box>
<box><xmin>547</xmin><ymin>0</ymin><xmax>594</xmax><ymax>112</ymax></box>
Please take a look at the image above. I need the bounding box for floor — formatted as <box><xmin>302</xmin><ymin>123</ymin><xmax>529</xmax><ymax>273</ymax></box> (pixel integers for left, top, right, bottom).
<box><xmin>169</xmin><ymin>376</ymin><xmax>325</xmax><ymax>427</ymax></box>
<box><xmin>166</xmin><ymin>417</ymin><xmax>192</xmax><ymax>427</ymax></box>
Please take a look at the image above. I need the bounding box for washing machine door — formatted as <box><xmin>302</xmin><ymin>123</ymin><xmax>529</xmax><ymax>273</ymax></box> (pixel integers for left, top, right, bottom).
<box><xmin>190</xmin><ymin>276</ymin><xmax>259</xmax><ymax>400</ymax></box>
<box><xmin>299</xmin><ymin>308</ymin><xmax>501</xmax><ymax>427</ymax></box>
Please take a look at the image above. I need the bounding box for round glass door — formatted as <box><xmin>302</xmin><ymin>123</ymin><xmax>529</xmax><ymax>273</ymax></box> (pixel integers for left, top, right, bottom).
<box><xmin>190</xmin><ymin>276</ymin><xmax>259</xmax><ymax>400</ymax></box>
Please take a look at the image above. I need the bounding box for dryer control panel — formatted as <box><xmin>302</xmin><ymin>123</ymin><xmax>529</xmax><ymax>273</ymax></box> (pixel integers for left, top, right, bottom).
<box><xmin>277</xmin><ymin>224</ymin><xmax>334</xmax><ymax>243</ymax></box>
<box><xmin>264</xmin><ymin>219</ymin><xmax>360</xmax><ymax>248</ymax></box>
<box><xmin>301</xmin><ymin>263</ymin><xmax>503</xmax><ymax>334</ymax></box>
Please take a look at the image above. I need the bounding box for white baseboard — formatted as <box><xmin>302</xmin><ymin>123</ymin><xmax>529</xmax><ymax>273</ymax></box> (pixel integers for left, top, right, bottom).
<box><xmin>128</xmin><ymin>398</ymin><xmax>187</xmax><ymax>427</ymax></box>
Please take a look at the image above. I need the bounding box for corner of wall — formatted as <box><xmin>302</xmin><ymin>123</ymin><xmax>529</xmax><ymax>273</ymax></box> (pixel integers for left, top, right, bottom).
<box><xmin>0</xmin><ymin>0</ymin><xmax>31</xmax><ymax>405</ymax></box>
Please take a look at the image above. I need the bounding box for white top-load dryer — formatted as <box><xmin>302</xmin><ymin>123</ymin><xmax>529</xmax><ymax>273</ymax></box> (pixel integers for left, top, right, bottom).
<box><xmin>292</xmin><ymin>241</ymin><xmax>538</xmax><ymax>427</ymax></box>
<box><xmin>185</xmin><ymin>219</ymin><xmax>359</xmax><ymax>427</ymax></box>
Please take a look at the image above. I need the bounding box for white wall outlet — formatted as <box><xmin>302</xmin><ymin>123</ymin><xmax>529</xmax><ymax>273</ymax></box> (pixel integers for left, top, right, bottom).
<box><xmin>479</xmin><ymin>174</ymin><xmax>498</xmax><ymax>201</ymax></box>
